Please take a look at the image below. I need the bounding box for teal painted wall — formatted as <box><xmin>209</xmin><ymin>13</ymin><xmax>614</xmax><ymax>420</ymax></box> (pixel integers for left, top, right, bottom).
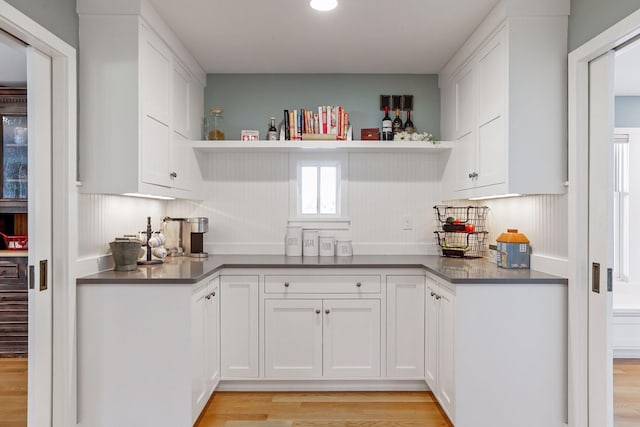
<box><xmin>204</xmin><ymin>74</ymin><xmax>440</xmax><ymax>140</ymax></box>
<box><xmin>569</xmin><ymin>0</ymin><xmax>640</xmax><ymax>51</ymax></box>
<box><xmin>616</xmin><ymin>96</ymin><xmax>640</xmax><ymax>127</ymax></box>
<box><xmin>5</xmin><ymin>0</ymin><xmax>78</xmax><ymax>48</ymax></box>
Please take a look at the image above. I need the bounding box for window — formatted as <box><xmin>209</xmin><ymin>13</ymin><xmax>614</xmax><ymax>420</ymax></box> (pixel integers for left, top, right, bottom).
<box><xmin>289</xmin><ymin>153</ymin><xmax>349</xmax><ymax>227</ymax></box>
<box><xmin>614</xmin><ymin>133</ymin><xmax>629</xmax><ymax>281</ymax></box>
<box><xmin>300</xmin><ymin>163</ymin><xmax>338</xmax><ymax>215</ymax></box>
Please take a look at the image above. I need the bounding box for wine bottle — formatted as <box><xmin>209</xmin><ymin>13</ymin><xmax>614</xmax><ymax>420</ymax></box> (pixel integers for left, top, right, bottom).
<box><xmin>404</xmin><ymin>110</ymin><xmax>415</xmax><ymax>134</ymax></box>
<box><xmin>268</xmin><ymin>117</ymin><xmax>278</xmax><ymax>141</ymax></box>
<box><xmin>381</xmin><ymin>106</ymin><xmax>393</xmax><ymax>141</ymax></box>
<box><xmin>392</xmin><ymin>108</ymin><xmax>403</xmax><ymax>135</ymax></box>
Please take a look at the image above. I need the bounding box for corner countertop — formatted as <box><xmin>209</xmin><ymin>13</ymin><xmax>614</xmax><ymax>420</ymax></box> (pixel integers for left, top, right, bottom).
<box><xmin>76</xmin><ymin>255</ymin><xmax>567</xmax><ymax>285</ymax></box>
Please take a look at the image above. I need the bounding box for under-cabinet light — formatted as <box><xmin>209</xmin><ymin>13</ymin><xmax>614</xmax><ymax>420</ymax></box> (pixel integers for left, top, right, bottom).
<box><xmin>468</xmin><ymin>193</ymin><xmax>521</xmax><ymax>201</ymax></box>
<box><xmin>122</xmin><ymin>193</ymin><xmax>176</xmax><ymax>201</ymax></box>
<box><xmin>310</xmin><ymin>0</ymin><xmax>338</xmax><ymax>11</ymax></box>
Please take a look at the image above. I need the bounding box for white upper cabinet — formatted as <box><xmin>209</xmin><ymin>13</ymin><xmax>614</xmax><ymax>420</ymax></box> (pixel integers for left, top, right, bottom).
<box><xmin>440</xmin><ymin>1</ymin><xmax>568</xmax><ymax>199</ymax></box>
<box><xmin>78</xmin><ymin>0</ymin><xmax>205</xmax><ymax>199</ymax></box>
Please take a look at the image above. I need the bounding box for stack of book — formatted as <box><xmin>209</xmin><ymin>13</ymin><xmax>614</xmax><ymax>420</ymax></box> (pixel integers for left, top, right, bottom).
<box><xmin>283</xmin><ymin>106</ymin><xmax>350</xmax><ymax>141</ymax></box>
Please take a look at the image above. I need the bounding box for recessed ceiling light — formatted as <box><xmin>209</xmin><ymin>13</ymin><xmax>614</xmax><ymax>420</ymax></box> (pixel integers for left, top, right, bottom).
<box><xmin>310</xmin><ymin>0</ymin><xmax>338</xmax><ymax>11</ymax></box>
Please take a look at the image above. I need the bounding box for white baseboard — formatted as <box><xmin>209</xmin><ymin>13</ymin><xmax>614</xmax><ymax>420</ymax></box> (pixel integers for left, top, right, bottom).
<box><xmin>217</xmin><ymin>379</ymin><xmax>429</xmax><ymax>392</ymax></box>
<box><xmin>75</xmin><ymin>254</ymin><xmax>114</xmax><ymax>277</ymax></box>
<box><xmin>613</xmin><ymin>308</ymin><xmax>640</xmax><ymax>358</ymax></box>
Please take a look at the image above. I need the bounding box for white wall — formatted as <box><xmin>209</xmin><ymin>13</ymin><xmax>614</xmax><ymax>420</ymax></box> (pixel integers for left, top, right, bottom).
<box><xmin>76</xmin><ymin>194</ymin><xmax>166</xmax><ymax>275</ymax></box>
<box><xmin>167</xmin><ymin>152</ymin><xmax>446</xmax><ymax>255</ymax></box>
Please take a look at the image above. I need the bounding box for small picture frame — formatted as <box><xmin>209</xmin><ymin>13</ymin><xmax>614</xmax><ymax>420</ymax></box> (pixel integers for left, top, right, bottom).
<box><xmin>241</xmin><ymin>130</ymin><xmax>260</xmax><ymax>141</ymax></box>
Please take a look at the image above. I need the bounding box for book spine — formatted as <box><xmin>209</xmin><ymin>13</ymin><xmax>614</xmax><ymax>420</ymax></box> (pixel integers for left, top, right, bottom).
<box><xmin>289</xmin><ymin>111</ymin><xmax>295</xmax><ymax>140</ymax></box>
<box><xmin>322</xmin><ymin>106</ymin><xmax>327</xmax><ymax>134</ymax></box>
<box><xmin>296</xmin><ymin>110</ymin><xmax>302</xmax><ymax>140</ymax></box>
<box><xmin>284</xmin><ymin>110</ymin><xmax>290</xmax><ymax>140</ymax></box>
<box><xmin>314</xmin><ymin>113</ymin><xmax>319</xmax><ymax>135</ymax></box>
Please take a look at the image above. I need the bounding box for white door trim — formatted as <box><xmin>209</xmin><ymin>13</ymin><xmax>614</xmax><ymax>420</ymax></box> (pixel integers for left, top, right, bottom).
<box><xmin>0</xmin><ymin>2</ymin><xmax>77</xmax><ymax>427</ymax></box>
<box><xmin>568</xmin><ymin>7</ymin><xmax>640</xmax><ymax>427</ymax></box>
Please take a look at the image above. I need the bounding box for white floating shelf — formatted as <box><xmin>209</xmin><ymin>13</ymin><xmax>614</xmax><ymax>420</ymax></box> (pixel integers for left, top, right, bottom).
<box><xmin>191</xmin><ymin>140</ymin><xmax>453</xmax><ymax>153</ymax></box>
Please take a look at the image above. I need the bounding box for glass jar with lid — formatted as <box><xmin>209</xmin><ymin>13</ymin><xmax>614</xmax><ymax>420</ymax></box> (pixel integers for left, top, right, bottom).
<box><xmin>206</xmin><ymin>107</ymin><xmax>225</xmax><ymax>140</ymax></box>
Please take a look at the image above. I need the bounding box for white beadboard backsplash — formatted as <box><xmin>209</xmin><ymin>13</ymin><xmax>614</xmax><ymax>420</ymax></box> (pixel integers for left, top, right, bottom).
<box><xmin>167</xmin><ymin>151</ymin><xmax>447</xmax><ymax>255</ymax></box>
<box><xmin>78</xmin><ymin>193</ymin><xmax>166</xmax><ymax>259</ymax></box>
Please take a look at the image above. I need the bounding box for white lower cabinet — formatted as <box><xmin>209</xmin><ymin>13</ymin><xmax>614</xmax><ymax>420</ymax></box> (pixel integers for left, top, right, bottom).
<box><xmin>220</xmin><ymin>275</ymin><xmax>259</xmax><ymax>378</ymax></box>
<box><xmin>425</xmin><ymin>276</ymin><xmax>456</xmax><ymax>422</ymax></box>
<box><xmin>264</xmin><ymin>298</ymin><xmax>381</xmax><ymax>379</ymax></box>
<box><xmin>190</xmin><ymin>277</ymin><xmax>219</xmax><ymax>423</ymax></box>
<box><xmin>386</xmin><ymin>276</ymin><xmax>425</xmax><ymax>378</ymax></box>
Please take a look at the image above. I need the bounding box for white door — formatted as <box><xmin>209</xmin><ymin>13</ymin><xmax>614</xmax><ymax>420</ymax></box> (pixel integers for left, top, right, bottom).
<box><xmin>588</xmin><ymin>51</ymin><xmax>615</xmax><ymax>427</ymax></box>
<box><xmin>323</xmin><ymin>299</ymin><xmax>380</xmax><ymax>378</ymax></box>
<box><xmin>264</xmin><ymin>299</ymin><xmax>322</xmax><ymax>378</ymax></box>
<box><xmin>205</xmin><ymin>281</ymin><xmax>220</xmax><ymax>389</ymax></box>
<box><xmin>26</xmin><ymin>46</ymin><xmax>52</xmax><ymax>427</ymax></box>
<box><xmin>386</xmin><ymin>276</ymin><xmax>425</xmax><ymax>378</ymax></box>
<box><xmin>220</xmin><ymin>276</ymin><xmax>259</xmax><ymax>378</ymax></box>
<box><xmin>425</xmin><ymin>281</ymin><xmax>439</xmax><ymax>390</ymax></box>
<box><xmin>190</xmin><ymin>283</ymin><xmax>207</xmax><ymax>420</ymax></box>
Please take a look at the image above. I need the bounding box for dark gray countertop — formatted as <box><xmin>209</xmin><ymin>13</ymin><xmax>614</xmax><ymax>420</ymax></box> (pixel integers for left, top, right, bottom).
<box><xmin>76</xmin><ymin>255</ymin><xmax>567</xmax><ymax>285</ymax></box>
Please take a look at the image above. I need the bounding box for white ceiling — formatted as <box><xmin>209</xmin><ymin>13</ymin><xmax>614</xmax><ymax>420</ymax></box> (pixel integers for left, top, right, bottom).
<box><xmin>148</xmin><ymin>0</ymin><xmax>500</xmax><ymax>74</ymax></box>
<box><xmin>0</xmin><ymin>31</ymin><xmax>26</xmax><ymax>86</ymax></box>
<box><xmin>615</xmin><ymin>39</ymin><xmax>640</xmax><ymax>96</ymax></box>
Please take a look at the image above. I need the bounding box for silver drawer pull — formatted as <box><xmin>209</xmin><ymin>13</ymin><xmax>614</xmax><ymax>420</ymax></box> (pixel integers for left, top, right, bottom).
<box><xmin>284</xmin><ymin>282</ymin><xmax>290</xmax><ymax>287</ymax></box>
<box><xmin>211</xmin><ymin>291</ymin><xmax>216</xmax><ymax>297</ymax></box>
<box><xmin>430</xmin><ymin>291</ymin><xmax>436</xmax><ymax>297</ymax></box>
<box><xmin>435</xmin><ymin>295</ymin><xmax>442</xmax><ymax>300</ymax></box>
<box><xmin>316</xmin><ymin>309</ymin><xmax>321</xmax><ymax>314</ymax></box>
<box><xmin>325</xmin><ymin>309</ymin><xmax>330</xmax><ymax>314</ymax></box>
<box><xmin>356</xmin><ymin>282</ymin><xmax>362</xmax><ymax>287</ymax></box>
<box><xmin>205</xmin><ymin>294</ymin><xmax>211</xmax><ymax>300</ymax></box>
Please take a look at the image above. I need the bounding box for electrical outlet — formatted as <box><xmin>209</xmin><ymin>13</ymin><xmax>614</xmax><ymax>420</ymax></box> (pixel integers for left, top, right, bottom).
<box><xmin>402</xmin><ymin>215</ymin><xmax>413</xmax><ymax>230</ymax></box>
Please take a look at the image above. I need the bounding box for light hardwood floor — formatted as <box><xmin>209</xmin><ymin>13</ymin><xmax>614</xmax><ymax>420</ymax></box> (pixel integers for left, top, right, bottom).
<box><xmin>614</xmin><ymin>358</ymin><xmax>640</xmax><ymax>427</ymax></box>
<box><xmin>195</xmin><ymin>391</ymin><xmax>453</xmax><ymax>427</ymax></box>
<box><xmin>0</xmin><ymin>357</ymin><xmax>27</xmax><ymax>427</ymax></box>
<box><xmin>0</xmin><ymin>358</ymin><xmax>638</xmax><ymax>426</ymax></box>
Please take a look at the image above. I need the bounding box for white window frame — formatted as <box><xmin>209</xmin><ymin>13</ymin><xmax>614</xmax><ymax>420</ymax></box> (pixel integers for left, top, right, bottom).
<box><xmin>613</xmin><ymin>132</ymin><xmax>629</xmax><ymax>281</ymax></box>
<box><xmin>288</xmin><ymin>152</ymin><xmax>350</xmax><ymax>229</ymax></box>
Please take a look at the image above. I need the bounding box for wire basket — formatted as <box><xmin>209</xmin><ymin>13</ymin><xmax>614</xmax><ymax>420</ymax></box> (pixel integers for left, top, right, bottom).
<box><xmin>433</xmin><ymin>205</ymin><xmax>489</xmax><ymax>258</ymax></box>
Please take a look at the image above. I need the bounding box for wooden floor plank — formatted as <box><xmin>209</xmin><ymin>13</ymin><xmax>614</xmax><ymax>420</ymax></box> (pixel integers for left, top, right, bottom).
<box><xmin>0</xmin><ymin>357</ymin><xmax>27</xmax><ymax>425</ymax></box>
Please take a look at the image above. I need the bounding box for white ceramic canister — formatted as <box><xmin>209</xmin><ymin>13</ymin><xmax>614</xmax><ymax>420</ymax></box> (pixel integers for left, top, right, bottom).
<box><xmin>285</xmin><ymin>226</ymin><xmax>302</xmax><ymax>256</ymax></box>
<box><xmin>302</xmin><ymin>230</ymin><xmax>319</xmax><ymax>257</ymax></box>
<box><xmin>336</xmin><ymin>240</ymin><xmax>353</xmax><ymax>257</ymax></box>
<box><xmin>319</xmin><ymin>235</ymin><xmax>335</xmax><ymax>257</ymax></box>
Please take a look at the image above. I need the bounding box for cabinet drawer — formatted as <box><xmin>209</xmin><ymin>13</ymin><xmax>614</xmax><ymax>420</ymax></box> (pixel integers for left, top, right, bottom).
<box><xmin>0</xmin><ymin>263</ymin><xmax>19</xmax><ymax>279</ymax></box>
<box><xmin>265</xmin><ymin>275</ymin><xmax>381</xmax><ymax>294</ymax></box>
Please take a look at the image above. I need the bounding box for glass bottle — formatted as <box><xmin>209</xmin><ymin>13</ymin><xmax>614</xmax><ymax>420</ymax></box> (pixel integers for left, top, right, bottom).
<box><xmin>381</xmin><ymin>106</ymin><xmax>393</xmax><ymax>141</ymax></box>
<box><xmin>404</xmin><ymin>110</ymin><xmax>415</xmax><ymax>134</ymax></box>
<box><xmin>206</xmin><ymin>107</ymin><xmax>225</xmax><ymax>141</ymax></box>
<box><xmin>267</xmin><ymin>117</ymin><xmax>278</xmax><ymax>141</ymax></box>
<box><xmin>392</xmin><ymin>108</ymin><xmax>403</xmax><ymax>135</ymax></box>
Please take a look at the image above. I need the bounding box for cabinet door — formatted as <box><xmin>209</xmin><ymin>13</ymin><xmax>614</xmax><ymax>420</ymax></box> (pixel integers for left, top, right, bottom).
<box><xmin>264</xmin><ymin>299</ymin><xmax>322</xmax><ymax>378</ymax></box>
<box><xmin>190</xmin><ymin>283</ymin><xmax>208</xmax><ymax>421</ymax></box>
<box><xmin>172</xmin><ymin>60</ymin><xmax>190</xmax><ymax>138</ymax></box>
<box><xmin>323</xmin><ymin>299</ymin><xmax>380</xmax><ymax>378</ymax></box>
<box><xmin>438</xmin><ymin>286</ymin><xmax>456</xmax><ymax>421</ymax></box>
<box><xmin>425</xmin><ymin>281</ymin><xmax>439</xmax><ymax>392</ymax></box>
<box><xmin>205</xmin><ymin>281</ymin><xmax>220</xmax><ymax>390</ymax></box>
<box><xmin>477</xmin><ymin>116</ymin><xmax>506</xmax><ymax>188</ymax></box>
<box><xmin>477</xmin><ymin>29</ymin><xmax>506</xmax><ymax>126</ymax></box>
<box><xmin>140</xmin><ymin>115</ymin><xmax>170</xmax><ymax>187</ymax></box>
<box><xmin>140</xmin><ymin>25</ymin><xmax>170</xmax><ymax>125</ymax></box>
<box><xmin>169</xmin><ymin>132</ymin><xmax>198</xmax><ymax>191</ymax></box>
<box><xmin>454</xmin><ymin>65</ymin><xmax>476</xmax><ymax>139</ymax></box>
<box><xmin>386</xmin><ymin>276</ymin><xmax>425</xmax><ymax>378</ymax></box>
<box><xmin>220</xmin><ymin>276</ymin><xmax>259</xmax><ymax>378</ymax></box>
<box><xmin>454</xmin><ymin>131</ymin><xmax>477</xmax><ymax>191</ymax></box>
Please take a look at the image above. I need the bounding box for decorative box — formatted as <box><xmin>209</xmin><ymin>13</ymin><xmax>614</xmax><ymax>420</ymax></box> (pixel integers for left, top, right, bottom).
<box><xmin>361</xmin><ymin>128</ymin><xmax>380</xmax><ymax>140</ymax></box>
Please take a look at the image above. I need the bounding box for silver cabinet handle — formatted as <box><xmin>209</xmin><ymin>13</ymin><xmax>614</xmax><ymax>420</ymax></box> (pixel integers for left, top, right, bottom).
<box><xmin>170</xmin><ymin>171</ymin><xmax>177</xmax><ymax>178</ymax></box>
<box><xmin>211</xmin><ymin>291</ymin><xmax>215</xmax><ymax>297</ymax></box>
<box><xmin>430</xmin><ymin>291</ymin><xmax>436</xmax><ymax>297</ymax></box>
<box><xmin>468</xmin><ymin>172</ymin><xmax>474</xmax><ymax>179</ymax></box>
<box><xmin>469</xmin><ymin>172</ymin><xmax>478</xmax><ymax>179</ymax></box>
<box><xmin>205</xmin><ymin>294</ymin><xmax>211</xmax><ymax>300</ymax></box>
<box><xmin>325</xmin><ymin>309</ymin><xmax>330</xmax><ymax>314</ymax></box>
<box><xmin>284</xmin><ymin>282</ymin><xmax>290</xmax><ymax>287</ymax></box>
<box><xmin>316</xmin><ymin>309</ymin><xmax>321</xmax><ymax>314</ymax></box>
<box><xmin>435</xmin><ymin>295</ymin><xmax>442</xmax><ymax>300</ymax></box>
<box><xmin>356</xmin><ymin>282</ymin><xmax>362</xmax><ymax>288</ymax></box>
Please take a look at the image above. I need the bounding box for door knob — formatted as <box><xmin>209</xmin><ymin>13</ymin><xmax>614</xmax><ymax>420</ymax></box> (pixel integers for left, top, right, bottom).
<box><xmin>170</xmin><ymin>171</ymin><xmax>177</xmax><ymax>178</ymax></box>
<box><xmin>356</xmin><ymin>282</ymin><xmax>362</xmax><ymax>287</ymax></box>
<box><xmin>284</xmin><ymin>282</ymin><xmax>290</xmax><ymax>287</ymax></box>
